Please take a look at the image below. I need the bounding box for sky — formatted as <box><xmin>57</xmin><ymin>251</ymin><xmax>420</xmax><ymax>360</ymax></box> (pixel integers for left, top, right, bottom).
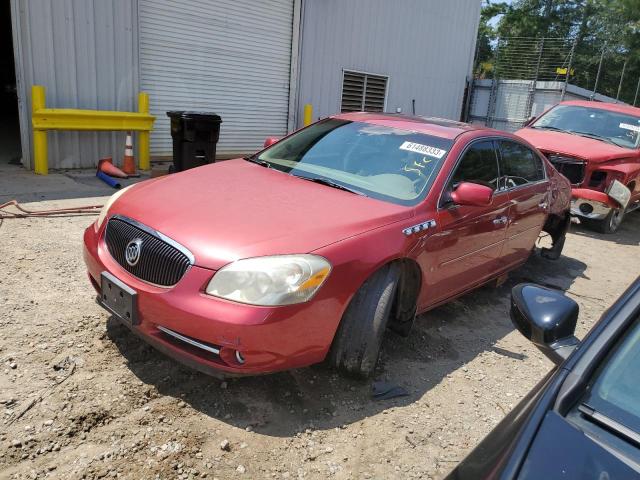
<box><xmin>488</xmin><ymin>0</ymin><xmax>515</xmax><ymax>27</ymax></box>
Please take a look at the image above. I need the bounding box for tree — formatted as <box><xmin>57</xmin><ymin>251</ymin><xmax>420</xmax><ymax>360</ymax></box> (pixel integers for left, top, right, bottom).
<box><xmin>477</xmin><ymin>0</ymin><xmax>640</xmax><ymax>102</ymax></box>
<box><xmin>475</xmin><ymin>1</ymin><xmax>508</xmax><ymax>78</ymax></box>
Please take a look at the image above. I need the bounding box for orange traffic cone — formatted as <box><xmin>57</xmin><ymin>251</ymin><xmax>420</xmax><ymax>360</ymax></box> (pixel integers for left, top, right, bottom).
<box><xmin>122</xmin><ymin>131</ymin><xmax>136</xmax><ymax>175</ymax></box>
<box><xmin>98</xmin><ymin>156</ymin><xmax>128</xmax><ymax>178</ymax></box>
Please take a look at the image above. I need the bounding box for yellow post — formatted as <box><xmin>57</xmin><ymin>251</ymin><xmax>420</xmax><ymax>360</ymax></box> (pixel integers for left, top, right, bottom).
<box><xmin>303</xmin><ymin>103</ymin><xmax>313</xmax><ymax>126</ymax></box>
<box><xmin>138</xmin><ymin>92</ymin><xmax>151</xmax><ymax>170</ymax></box>
<box><xmin>32</xmin><ymin>85</ymin><xmax>48</xmax><ymax>175</ymax></box>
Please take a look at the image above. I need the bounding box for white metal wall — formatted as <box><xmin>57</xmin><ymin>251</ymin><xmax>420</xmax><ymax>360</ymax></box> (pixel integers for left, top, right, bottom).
<box><xmin>138</xmin><ymin>0</ymin><xmax>295</xmax><ymax>157</ymax></box>
<box><xmin>296</xmin><ymin>0</ymin><xmax>481</xmax><ymax>127</ymax></box>
<box><xmin>11</xmin><ymin>0</ymin><xmax>138</xmax><ymax>169</ymax></box>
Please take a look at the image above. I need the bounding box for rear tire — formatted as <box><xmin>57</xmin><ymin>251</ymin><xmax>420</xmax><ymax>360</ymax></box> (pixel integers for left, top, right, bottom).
<box><xmin>328</xmin><ymin>263</ymin><xmax>400</xmax><ymax>378</ymax></box>
<box><xmin>586</xmin><ymin>207</ymin><xmax>624</xmax><ymax>234</ymax></box>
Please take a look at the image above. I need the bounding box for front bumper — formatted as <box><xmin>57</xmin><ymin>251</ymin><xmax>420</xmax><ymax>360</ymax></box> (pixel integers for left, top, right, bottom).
<box><xmin>570</xmin><ymin>188</ymin><xmax>619</xmax><ymax>220</ymax></box>
<box><xmin>83</xmin><ymin>224</ymin><xmax>343</xmax><ymax>376</ymax></box>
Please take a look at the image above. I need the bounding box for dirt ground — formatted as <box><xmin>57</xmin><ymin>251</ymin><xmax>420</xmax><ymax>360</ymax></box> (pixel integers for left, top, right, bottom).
<box><xmin>1</xmin><ymin>168</ymin><xmax>639</xmax><ymax>480</ymax></box>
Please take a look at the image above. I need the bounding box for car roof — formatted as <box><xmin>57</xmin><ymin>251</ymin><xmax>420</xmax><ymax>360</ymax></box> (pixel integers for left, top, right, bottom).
<box><xmin>331</xmin><ymin>112</ymin><xmax>503</xmax><ymax>140</ymax></box>
<box><xmin>559</xmin><ymin>100</ymin><xmax>640</xmax><ymax>117</ymax></box>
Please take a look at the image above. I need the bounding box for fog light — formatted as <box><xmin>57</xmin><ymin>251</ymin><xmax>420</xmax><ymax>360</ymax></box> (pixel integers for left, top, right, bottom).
<box><xmin>579</xmin><ymin>203</ymin><xmax>593</xmax><ymax>215</ymax></box>
<box><xmin>235</xmin><ymin>350</ymin><xmax>245</xmax><ymax>364</ymax></box>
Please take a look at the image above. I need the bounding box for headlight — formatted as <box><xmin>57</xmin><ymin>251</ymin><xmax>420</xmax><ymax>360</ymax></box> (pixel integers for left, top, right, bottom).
<box><xmin>206</xmin><ymin>255</ymin><xmax>332</xmax><ymax>306</ymax></box>
<box><xmin>95</xmin><ymin>185</ymin><xmax>132</xmax><ymax>232</ymax></box>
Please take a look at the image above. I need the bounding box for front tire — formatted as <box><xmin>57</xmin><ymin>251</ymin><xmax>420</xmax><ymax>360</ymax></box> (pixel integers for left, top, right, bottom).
<box><xmin>586</xmin><ymin>207</ymin><xmax>624</xmax><ymax>234</ymax></box>
<box><xmin>328</xmin><ymin>263</ymin><xmax>400</xmax><ymax>378</ymax></box>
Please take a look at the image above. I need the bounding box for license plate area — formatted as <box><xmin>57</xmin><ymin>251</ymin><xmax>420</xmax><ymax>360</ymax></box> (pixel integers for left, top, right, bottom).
<box><xmin>100</xmin><ymin>272</ymin><xmax>138</xmax><ymax>325</ymax></box>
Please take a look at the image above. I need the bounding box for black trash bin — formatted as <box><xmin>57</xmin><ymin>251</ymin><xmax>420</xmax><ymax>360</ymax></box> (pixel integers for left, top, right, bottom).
<box><xmin>167</xmin><ymin>111</ymin><xmax>222</xmax><ymax>172</ymax></box>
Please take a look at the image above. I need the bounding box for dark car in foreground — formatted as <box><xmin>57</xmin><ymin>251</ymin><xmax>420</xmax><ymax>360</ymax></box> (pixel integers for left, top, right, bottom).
<box><xmin>447</xmin><ymin>276</ymin><xmax>640</xmax><ymax>479</ymax></box>
<box><xmin>84</xmin><ymin>113</ymin><xmax>571</xmax><ymax>378</ymax></box>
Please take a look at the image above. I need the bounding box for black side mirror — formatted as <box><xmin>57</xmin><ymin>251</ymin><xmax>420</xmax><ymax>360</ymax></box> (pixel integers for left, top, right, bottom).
<box><xmin>510</xmin><ymin>284</ymin><xmax>580</xmax><ymax>365</ymax></box>
<box><xmin>523</xmin><ymin>116</ymin><xmax>537</xmax><ymax>127</ymax></box>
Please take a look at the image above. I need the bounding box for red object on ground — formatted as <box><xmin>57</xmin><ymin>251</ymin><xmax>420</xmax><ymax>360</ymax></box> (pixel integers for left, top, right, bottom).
<box><xmin>98</xmin><ymin>156</ymin><xmax>128</xmax><ymax>178</ymax></box>
<box><xmin>83</xmin><ymin>113</ymin><xmax>571</xmax><ymax>377</ymax></box>
<box><xmin>122</xmin><ymin>132</ymin><xmax>136</xmax><ymax>175</ymax></box>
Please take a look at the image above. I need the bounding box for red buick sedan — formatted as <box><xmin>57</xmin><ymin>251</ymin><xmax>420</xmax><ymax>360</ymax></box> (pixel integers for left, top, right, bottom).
<box><xmin>83</xmin><ymin>114</ymin><xmax>571</xmax><ymax>378</ymax></box>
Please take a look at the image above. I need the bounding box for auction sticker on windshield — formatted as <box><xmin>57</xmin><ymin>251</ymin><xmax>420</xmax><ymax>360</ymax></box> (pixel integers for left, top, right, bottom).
<box><xmin>399</xmin><ymin>141</ymin><xmax>447</xmax><ymax>159</ymax></box>
<box><xmin>619</xmin><ymin>122</ymin><xmax>640</xmax><ymax>133</ymax></box>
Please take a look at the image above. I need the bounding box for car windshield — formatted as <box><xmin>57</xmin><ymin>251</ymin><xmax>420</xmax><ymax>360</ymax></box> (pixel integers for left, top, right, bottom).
<box><xmin>582</xmin><ymin>316</ymin><xmax>640</xmax><ymax>436</ymax></box>
<box><xmin>532</xmin><ymin>105</ymin><xmax>640</xmax><ymax>149</ymax></box>
<box><xmin>254</xmin><ymin>119</ymin><xmax>453</xmax><ymax>206</ymax></box>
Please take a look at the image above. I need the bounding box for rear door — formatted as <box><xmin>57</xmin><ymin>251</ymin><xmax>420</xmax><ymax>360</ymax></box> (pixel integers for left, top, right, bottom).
<box><xmin>498</xmin><ymin>140</ymin><xmax>549</xmax><ymax>268</ymax></box>
<box><xmin>419</xmin><ymin>140</ymin><xmax>510</xmax><ymax>308</ymax></box>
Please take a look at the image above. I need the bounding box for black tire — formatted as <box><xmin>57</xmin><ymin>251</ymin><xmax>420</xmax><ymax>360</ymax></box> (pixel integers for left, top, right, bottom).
<box><xmin>328</xmin><ymin>263</ymin><xmax>400</xmax><ymax>378</ymax></box>
<box><xmin>585</xmin><ymin>207</ymin><xmax>624</xmax><ymax>234</ymax></box>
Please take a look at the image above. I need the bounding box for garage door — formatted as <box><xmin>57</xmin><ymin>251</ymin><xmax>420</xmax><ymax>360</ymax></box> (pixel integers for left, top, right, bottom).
<box><xmin>138</xmin><ymin>0</ymin><xmax>294</xmax><ymax>156</ymax></box>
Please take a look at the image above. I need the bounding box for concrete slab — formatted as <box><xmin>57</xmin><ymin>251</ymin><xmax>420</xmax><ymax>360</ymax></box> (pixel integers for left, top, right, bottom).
<box><xmin>0</xmin><ymin>163</ymin><xmax>146</xmax><ymax>204</ymax></box>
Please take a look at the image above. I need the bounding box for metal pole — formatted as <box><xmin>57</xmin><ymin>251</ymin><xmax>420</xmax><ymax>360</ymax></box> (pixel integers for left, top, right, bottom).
<box><xmin>633</xmin><ymin>77</ymin><xmax>640</xmax><ymax>106</ymax></box>
<box><xmin>591</xmin><ymin>43</ymin><xmax>606</xmax><ymax>101</ymax></box>
<box><xmin>487</xmin><ymin>38</ymin><xmax>502</xmax><ymax>128</ymax></box>
<box><xmin>616</xmin><ymin>57</ymin><xmax>628</xmax><ymax>103</ymax></box>
<box><xmin>560</xmin><ymin>38</ymin><xmax>577</xmax><ymax>101</ymax></box>
<box><xmin>525</xmin><ymin>38</ymin><xmax>545</xmax><ymax>122</ymax></box>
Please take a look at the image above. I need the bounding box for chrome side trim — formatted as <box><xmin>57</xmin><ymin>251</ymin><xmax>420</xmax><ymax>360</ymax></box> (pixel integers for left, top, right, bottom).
<box><xmin>403</xmin><ymin>219</ymin><xmax>436</xmax><ymax>236</ymax></box>
<box><xmin>157</xmin><ymin>325</ymin><xmax>220</xmax><ymax>355</ymax></box>
<box><xmin>110</xmin><ymin>214</ymin><xmax>195</xmax><ymax>265</ymax></box>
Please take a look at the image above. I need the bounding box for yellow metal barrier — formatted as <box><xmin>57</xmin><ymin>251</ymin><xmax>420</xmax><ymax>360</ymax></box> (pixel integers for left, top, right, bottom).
<box><xmin>303</xmin><ymin>103</ymin><xmax>313</xmax><ymax>126</ymax></box>
<box><xmin>31</xmin><ymin>85</ymin><xmax>156</xmax><ymax>175</ymax></box>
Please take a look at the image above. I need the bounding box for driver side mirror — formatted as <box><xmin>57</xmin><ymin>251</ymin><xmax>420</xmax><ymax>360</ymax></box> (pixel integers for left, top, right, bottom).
<box><xmin>450</xmin><ymin>182</ymin><xmax>493</xmax><ymax>207</ymax></box>
<box><xmin>523</xmin><ymin>116</ymin><xmax>537</xmax><ymax>127</ymax></box>
<box><xmin>510</xmin><ymin>284</ymin><xmax>580</xmax><ymax>365</ymax></box>
<box><xmin>263</xmin><ymin>137</ymin><xmax>279</xmax><ymax>148</ymax></box>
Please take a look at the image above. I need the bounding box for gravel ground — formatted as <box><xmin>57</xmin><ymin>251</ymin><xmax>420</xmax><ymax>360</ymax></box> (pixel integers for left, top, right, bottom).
<box><xmin>1</xmin><ymin>179</ymin><xmax>639</xmax><ymax>480</ymax></box>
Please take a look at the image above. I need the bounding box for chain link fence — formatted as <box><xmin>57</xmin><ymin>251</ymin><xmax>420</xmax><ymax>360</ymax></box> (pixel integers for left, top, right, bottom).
<box><xmin>464</xmin><ymin>36</ymin><xmax>633</xmax><ymax>131</ymax></box>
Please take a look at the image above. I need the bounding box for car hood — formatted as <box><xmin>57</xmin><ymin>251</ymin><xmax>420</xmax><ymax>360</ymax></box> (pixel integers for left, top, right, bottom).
<box><xmin>110</xmin><ymin>159</ymin><xmax>413</xmax><ymax>270</ymax></box>
<box><xmin>516</xmin><ymin>128</ymin><xmax>637</xmax><ymax>163</ymax></box>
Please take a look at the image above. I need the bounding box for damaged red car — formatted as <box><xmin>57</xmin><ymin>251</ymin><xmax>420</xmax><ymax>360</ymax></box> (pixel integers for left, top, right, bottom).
<box><xmin>83</xmin><ymin>114</ymin><xmax>571</xmax><ymax>378</ymax></box>
<box><xmin>517</xmin><ymin>101</ymin><xmax>640</xmax><ymax>233</ymax></box>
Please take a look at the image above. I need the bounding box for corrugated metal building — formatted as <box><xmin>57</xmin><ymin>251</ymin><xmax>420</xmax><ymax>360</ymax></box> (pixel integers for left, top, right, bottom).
<box><xmin>7</xmin><ymin>0</ymin><xmax>481</xmax><ymax>170</ymax></box>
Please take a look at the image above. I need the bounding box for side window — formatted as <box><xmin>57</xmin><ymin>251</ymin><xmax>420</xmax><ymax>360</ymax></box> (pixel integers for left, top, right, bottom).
<box><xmin>449</xmin><ymin>140</ymin><xmax>500</xmax><ymax>191</ymax></box>
<box><xmin>498</xmin><ymin>141</ymin><xmax>545</xmax><ymax>189</ymax></box>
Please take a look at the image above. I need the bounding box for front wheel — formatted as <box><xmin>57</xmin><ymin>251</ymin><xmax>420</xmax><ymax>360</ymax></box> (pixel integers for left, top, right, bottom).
<box><xmin>328</xmin><ymin>263</ymin><xmax>400</xmax><ymax>378</ymax></box>
<box><xmin>586</xmin><ymin>207</ymin><xmax>625</xmax><ymax>234</ymax></box>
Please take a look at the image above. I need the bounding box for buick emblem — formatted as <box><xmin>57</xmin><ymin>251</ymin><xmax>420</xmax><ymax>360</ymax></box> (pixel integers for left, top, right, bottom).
<box><xmin>125</xmin><ymin>238</ymin><xmax>143</xmax><ymax>267</ymax></box>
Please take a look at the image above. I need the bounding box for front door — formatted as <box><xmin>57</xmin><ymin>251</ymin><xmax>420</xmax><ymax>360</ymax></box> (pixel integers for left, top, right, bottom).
<box><xmin>418</xmin><ymin>140</ymin><xmax>510</xmax><ymax>309</ymax></box>
<box><xmin>498</xmin><ymin>140</ymin><xmax>549</xmax><ymax>268</ymax></box>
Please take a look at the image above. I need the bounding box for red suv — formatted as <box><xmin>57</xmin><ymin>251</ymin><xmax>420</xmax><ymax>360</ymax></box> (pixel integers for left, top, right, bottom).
<box><xmin>517</xmin><ymin>101</ymin><xmax>640</xmax><ymax>233</ymax></box>
<box><xmin>84</xmin><ymin>114</ymin><xmax>571</xmax><ymax>378</ymax></box>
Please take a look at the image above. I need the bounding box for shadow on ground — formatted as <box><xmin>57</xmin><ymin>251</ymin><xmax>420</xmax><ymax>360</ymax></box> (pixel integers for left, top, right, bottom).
<box><xmin>106</xmin><ymin>247</ymin><xmax>588</xmax><ymax>438</ymax></box>
<box><xmin>569</xmin><ymin>209</ymin><xmax>640</xmax><ymax>246</ymax></box>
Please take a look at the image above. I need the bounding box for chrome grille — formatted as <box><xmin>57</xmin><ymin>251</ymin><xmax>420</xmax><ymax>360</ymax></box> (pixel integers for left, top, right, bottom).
<box><xmin>105</xmin><ymin>217</ymin><xmax>192</xmax><ymax>287</ymax></box>
<box><xmin>545</xmin><ymin>153</ymin><xmax>586</xmax><ymax>185</ymax></box>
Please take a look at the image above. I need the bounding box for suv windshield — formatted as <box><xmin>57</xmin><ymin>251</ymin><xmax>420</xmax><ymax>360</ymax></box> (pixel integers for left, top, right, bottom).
<box><xmin>581</xmin><ymin>316</ymin><xmax>640</xmax><ymax>436</ymax></box>
<box><xmin>532</xmin><ymin>105</ymin><xmax>640</xmax><ymax>149</ymax></box>
<box><xmin>253</xmin><ymin>119</ymin><xmax>453</xmax><ymax>206</ymax></box>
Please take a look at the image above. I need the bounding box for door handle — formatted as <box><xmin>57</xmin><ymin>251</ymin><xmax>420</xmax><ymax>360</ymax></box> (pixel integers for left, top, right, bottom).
<box><xmin>493</xmin><ymin>216</ymin><xmax>508</xmax><ymax>225</ymax></box>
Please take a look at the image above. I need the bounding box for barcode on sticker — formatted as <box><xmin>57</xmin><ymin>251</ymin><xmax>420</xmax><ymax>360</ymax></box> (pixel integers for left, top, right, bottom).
<box><xmin>619</xmin><ymin>122</ymin><xmax>640</xmax><ymax>133</ymax></box>
<box><xmin>399</xmin><ymin>141</ymin><xmax>447</xmax><ymax>159</ymax></box>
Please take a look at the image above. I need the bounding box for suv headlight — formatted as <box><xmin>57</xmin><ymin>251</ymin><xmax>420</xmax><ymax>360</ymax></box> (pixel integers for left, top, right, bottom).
<box><xmin>95</xmin><ymin>185</ymin><xmax>132</xmax><ymax>232</ymax></box>
<box><xmin>206</xmin><ymin>255</ymin><xmax>332</xmax><ymax>306</ymax></box>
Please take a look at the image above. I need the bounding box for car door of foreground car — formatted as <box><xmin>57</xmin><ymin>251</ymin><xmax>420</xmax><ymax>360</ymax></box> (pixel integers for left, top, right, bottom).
<box><xmin>418</xmin><ymin>139</ymin><xmax>510</xmax><ymax>308</ymax></box>
<box><xmin>498</xmin><ymin>140</ymin><xmax>549</xmax><ymax>269</ymax></box>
